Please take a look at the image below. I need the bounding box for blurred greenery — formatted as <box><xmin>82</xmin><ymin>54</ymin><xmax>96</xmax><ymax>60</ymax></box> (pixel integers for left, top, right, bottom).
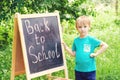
<box><xmin>0</xmin><ymin>0</ymin><xmax>120</xmax><ymax>80</ymax></box>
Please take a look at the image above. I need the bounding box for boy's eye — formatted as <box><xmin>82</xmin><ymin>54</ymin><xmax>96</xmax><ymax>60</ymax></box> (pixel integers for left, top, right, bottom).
<box><xmin>79</xmin><ymin>26</ymin><xmax>82</xmax><ymax>28</ymax></box>
<box><xmin>84</xmin><ymin>26</ymin><xmax>87</xmax><ymax>28</ymax></box>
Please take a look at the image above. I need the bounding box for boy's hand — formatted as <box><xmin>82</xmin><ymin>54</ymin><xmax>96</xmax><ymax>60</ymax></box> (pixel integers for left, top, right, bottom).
<box><xmin>90</xmin><ymin>53</ymin><xmax>97</xmax><ymax>57</ymax></box>
<box><xmin>61</xmin><ymin>41</ymin><xmax>67</xmax><ymax>49</ymax></box>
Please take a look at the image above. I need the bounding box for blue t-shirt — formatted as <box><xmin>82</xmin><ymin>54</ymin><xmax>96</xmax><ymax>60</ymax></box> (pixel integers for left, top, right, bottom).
<box><xmin>72</xmin><ymin>35</ymin><xmax>101</xmax><ymax>72</ymax></box>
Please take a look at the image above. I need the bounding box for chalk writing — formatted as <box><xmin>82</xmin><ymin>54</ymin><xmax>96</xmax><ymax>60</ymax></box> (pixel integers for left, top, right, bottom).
<box><xmin>25</xmin><ymin>18</ymin><xmax>50</xmax><ymax>35</ymax></box>
<box><xmin>21</xmin><ymin>16</ymin><xmax>63</xmax><ymax>73</ymax></box>
<box><xmin>24</xmin><ymin>18</ymin><xmax>61</xmax><ymax>64</ymax></box>
<box><xmin>29</xmin><ymin>43</ymin><xmax>60</xmax><ymax>64</ymax></box>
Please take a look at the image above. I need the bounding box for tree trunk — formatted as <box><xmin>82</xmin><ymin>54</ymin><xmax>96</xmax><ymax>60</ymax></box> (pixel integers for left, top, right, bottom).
<box><xmin>115</xmin><ymin>0</ymin><xmax>118</xmax><ymax>16</ymax></box>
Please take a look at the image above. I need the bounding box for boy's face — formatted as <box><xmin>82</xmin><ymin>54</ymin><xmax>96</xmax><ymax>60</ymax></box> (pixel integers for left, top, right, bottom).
<box><xmin>76</xmin><ymin>24</ymin><xmax>90</xmax><ymax>37</ymax></box>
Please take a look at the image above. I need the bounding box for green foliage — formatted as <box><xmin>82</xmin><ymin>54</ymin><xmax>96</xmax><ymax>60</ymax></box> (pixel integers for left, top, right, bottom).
<box><xmin>63</xmin><ymin>19</ymin><xmax>120</xmax><ymax>80</ymax></box>
<box><xmin>95</xmin><ymin>26</ymin><xmax>120</xmax><ymax>80</ymax></box>
<box><xmin>0</xmin><ymin>45</ymin><xmax>12</xmax><ymax>80</ymax></box>
<box><xmin>91</xmin><ymin>13</ymin><xmax>114</xmax><ymax>30</ymax></box>
<box><xmin>0</xmin><ymin>0</ymin><xmax>120</xmax><ymax>80</ymax></box>
<box><xmin>0</xmin><ymin>0</ymin><xmax>91</xmax><ymax>49</ymax></box>
<box><xmin>62</xmin><ymin>2</ymin><xmax>120</xmax><ymax>80</ymax></box>
<box><xmin>62</xmin><ymin>19</ymin><xmax>76</xmax><ymax>34</ymax></box>
<box><xmin>114</xmin><ymin>17</ymin><xmax>120</xmax><ymax>26</ymax></box>
<box><xmin>0</xmin><ymin>20</ymin><xmax>13</xmax><ymax>49</ymax></box>
<box><xmin>0</xmin><ymin>0</ymin><xmax>95</xmax><ymax>21</ymax></box>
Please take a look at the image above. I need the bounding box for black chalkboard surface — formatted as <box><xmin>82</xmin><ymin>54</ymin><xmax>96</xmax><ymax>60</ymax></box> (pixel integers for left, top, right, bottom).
<box><xmin>11</xmin><ymin>13</ymin><xmax>68</xmax><ymax>80</ymax></box>
<box><xmin>21</xmin><ymin>15</ymin><xmax>63</xmax><ymax>74</ymax></box>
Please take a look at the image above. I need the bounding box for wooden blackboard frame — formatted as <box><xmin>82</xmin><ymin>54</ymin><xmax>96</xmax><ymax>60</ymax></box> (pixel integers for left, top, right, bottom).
<box><xmin>11</xmin><ymin>13</ymin><xmax>69</xmax><ymax>80</ymax></box>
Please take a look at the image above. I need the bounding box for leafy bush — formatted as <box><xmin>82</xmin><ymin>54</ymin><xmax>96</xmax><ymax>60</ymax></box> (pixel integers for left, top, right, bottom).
<box><xmin>0</xmin><ymin>45</ymin><xmax>12</xmax><ymax>80</ymax></box>
<box><xmin>0</xmin><ymin>20</ymin><xmax>13</xmax><ymax>50</ymax></box>
<box><xmin>114</xmin><ymin>17</ymin><xmax>120</xmax><ymax>26</ymax></box>
<box><xmin>0</xmin><ymin>0</ymin><xmax>120</xmax><ymax>80</ymax></box>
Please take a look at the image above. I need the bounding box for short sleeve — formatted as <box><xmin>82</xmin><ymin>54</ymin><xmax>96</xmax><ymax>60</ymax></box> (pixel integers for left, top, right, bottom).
<box><xmin>91</xmin><ymin>37</ymin><xmax>101</xmax><ymax>48</ymax></box>
<box><xmin>72</xmin><ymin>40</ymin><xmax>76</xmax><ymax>51</ymax></box>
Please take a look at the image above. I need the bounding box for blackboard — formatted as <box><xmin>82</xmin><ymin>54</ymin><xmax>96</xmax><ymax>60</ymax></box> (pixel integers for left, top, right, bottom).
<box><xmin>21</xmin><ymin>15</ymin><xmax>64</xmax><ymax>74</ymax></box>
<box><xmin>11</xmin><ymin>13</ymin><xmax>68</xmax><ymax>80</ymax></box>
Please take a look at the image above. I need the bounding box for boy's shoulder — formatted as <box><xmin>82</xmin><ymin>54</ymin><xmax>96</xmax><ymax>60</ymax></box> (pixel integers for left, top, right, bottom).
<box><xmin>87</xmin><ymin>35</ymin><xmax>96</xmax><ymax>39</ymax></box>
<box><xmin>74</xmin><ymin>35</ymin><xmax>96</xmax><ymax>39</ymax></box>
<box><xmin>74</xmin><ymin>36</ymin><xmax>80</xmax><ymax>39</ymax></box>
<box><xmin>88</xmin><ymin>35</ymin><xmax>102</xmax><ymax>43</ymax></box>
<box><xmin>74</xmin><ymin>36</ymin><xmax>81</xmax><ymax>41</ymax></box>
<box><xmin>73</xmin><ymin>35</ymin><xmax>100</xmax><ymax>42</ymax></box>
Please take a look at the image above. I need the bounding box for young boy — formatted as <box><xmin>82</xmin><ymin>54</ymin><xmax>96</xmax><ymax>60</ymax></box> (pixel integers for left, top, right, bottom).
<box><xmin>62</xmin><ymin>16</ymin><xmax>108</xmax><ymax>80</ymax></box>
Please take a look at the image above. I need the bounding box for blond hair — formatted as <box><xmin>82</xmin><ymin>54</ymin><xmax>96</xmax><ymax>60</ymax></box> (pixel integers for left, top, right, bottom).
<box><xmin>76</xmin><ymin>16</ymin><xmax>91</xmax><ymax>28</ymax></box>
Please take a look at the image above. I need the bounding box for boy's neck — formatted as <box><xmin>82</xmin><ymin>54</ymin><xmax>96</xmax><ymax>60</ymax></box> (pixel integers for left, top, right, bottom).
<box><xmin>80</xmin><ymin>34</ymin><xmax>88</xmax><ymax>38</ymax></box>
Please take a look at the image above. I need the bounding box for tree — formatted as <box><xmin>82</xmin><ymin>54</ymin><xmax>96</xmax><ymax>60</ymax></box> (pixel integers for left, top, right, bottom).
<box><xmin>0</xmin><ymin>0</ymin><xmax>87</xmax><ymax>21</ymax></box>
<box><xmin>115</xmin><ymin>0</ymin><xmax>118</xmax><ymax>16</ymax></box>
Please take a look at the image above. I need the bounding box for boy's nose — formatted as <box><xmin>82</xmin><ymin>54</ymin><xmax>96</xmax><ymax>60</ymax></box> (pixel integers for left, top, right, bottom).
<box><xmin>81</xmin><ymin>27</ymin><xmax>84</xmax><ymax>31</ymax></box>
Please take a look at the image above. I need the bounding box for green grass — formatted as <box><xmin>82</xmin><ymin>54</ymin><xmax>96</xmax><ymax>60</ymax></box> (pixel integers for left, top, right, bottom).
<box><xmin>0</xmin><ymin>45</ymin><xmax>12</xmax><ymax>80</ymax></box>
<box><xmin>0</xmin><ymin>5</ymin><xmax>120</xmax><ymax>80</ymax></box>
<box><xmin>63</xmin><ymin>24</ymin><xmax>120</xmax><ymax>80</ymax></box>
<box><xmin>96</xmin><ymin>26</ymin><xmax>120</xmax><ymax>80</ymax></box>
<box><xmin>62</xmin><ymin>10</ymin><xmax>120</xmax><ymax>80</ymax></box>
<box><xmin>1</xmin><ymin>25</ymin><xmax>120</xmax><ymax>80</ymax></box>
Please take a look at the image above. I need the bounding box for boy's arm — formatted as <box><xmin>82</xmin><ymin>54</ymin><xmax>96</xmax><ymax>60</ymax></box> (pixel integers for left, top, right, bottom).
<box><xmin>62</xmin><ymin>42</ymin><xmax>75</xmax><ymax>57</ymax></box>
<box><xmin>90</xmin><ymin>42</ymin><xmax>108</xmax><ymax>57</ymax></box>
